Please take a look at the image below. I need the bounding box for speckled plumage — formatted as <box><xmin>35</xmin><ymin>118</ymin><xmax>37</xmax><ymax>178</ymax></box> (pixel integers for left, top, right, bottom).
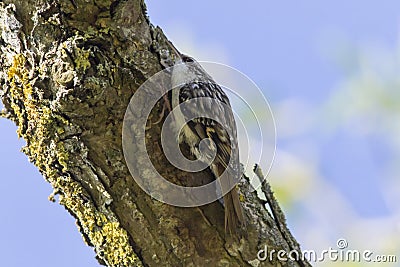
<box><xmin>170</xmin><ymin>55</ymin><xmax>245</xmax><ymax>236</ymax></box>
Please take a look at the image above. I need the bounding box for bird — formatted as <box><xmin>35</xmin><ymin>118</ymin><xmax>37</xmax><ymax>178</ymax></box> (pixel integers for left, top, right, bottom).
<box><xmin>168</xmin><ymin>52</ymin><xmax>246</xmax><ymax>236</ymax></box>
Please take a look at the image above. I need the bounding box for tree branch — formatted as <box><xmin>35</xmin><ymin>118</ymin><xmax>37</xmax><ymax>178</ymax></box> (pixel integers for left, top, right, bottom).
<box><xmin>0</xmin><ymin>1</ymin><xmax>310</xmax><ymax>266</ymax></box>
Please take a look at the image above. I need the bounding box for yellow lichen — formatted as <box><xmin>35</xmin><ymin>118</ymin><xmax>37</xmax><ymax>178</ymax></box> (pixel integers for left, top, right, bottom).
<box><xmin>99</xmin><ymin>222</ymin><xmax>139</xmax><ymax>266</ymax></box>
<box><xmin>74</xmin><ymin>47</ymin><xmax>91</xmax><ymax>71</ymax></box>
<box><xmin>57</xmin><ymin>178</ymin><xmax>140</xmax><ymax>266</ymax></box>
<box><xmin>7</xmin><ymin>53</ymin><xmax>141</xmax><ymax>266</ymax></box>
<box><xmin>56</xmin><ymin>142</ymin><xmax>69</xmax><ymax>172</ymax></box>
<box><xmin>7</xmin><ymin>54</ymin><xmax>71</xmax><ymax>176</ymax></box>
<box><xmin>7</xmin><ymin>54</ymin><xmax>31</xmax><ymax>137</ymax></box>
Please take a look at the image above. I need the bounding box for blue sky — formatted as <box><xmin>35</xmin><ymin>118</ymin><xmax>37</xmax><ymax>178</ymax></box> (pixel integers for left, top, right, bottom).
<box><xmin>1</xmin><ymin>1</ymin><xmax>400</xmax><ymax>266</ymax></box>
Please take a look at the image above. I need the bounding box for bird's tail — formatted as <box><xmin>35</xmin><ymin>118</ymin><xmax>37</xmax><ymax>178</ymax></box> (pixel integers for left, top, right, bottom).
<box><xmin>223</xmin><ymin>186</ymin><xmax>245</xmax><ymax>237</ymax></box>
<box><xmin>215</xmin><ymin>163</ymin><xmax>246</xmax><ymax>237</ymax></box>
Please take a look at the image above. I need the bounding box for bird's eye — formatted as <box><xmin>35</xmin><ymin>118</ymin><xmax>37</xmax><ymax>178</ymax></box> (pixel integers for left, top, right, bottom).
<box><xmin>182</xmin><ymin>55</ymin><xmax>195</xmax><ymax>63</ymax></box>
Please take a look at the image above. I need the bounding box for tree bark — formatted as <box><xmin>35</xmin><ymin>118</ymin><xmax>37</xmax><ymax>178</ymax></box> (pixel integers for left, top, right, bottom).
<box><xmin>0</xmin><ymin>1</ymin><xmax>311</xmax><ymax>266</ymax></box>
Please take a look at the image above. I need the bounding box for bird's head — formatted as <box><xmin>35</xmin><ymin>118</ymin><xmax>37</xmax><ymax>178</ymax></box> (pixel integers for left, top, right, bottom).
<box><xmin>171</xmin><ymin>54</ymin><xmax>213</xmax><ymax>89</ymax></box>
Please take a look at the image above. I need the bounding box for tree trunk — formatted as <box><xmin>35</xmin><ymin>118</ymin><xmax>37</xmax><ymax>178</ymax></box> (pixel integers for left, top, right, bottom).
<box><xmin>0</xmin><ymin>1</ymin><xmax>311</xmax><ymax>266</ymax></box>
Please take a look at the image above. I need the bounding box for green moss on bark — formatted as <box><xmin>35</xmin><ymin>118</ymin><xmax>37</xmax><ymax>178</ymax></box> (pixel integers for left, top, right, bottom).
<box><xmin>6</xmin><ymin>53</ymin><xmax>142</xmax><ymax>267</ymax></box>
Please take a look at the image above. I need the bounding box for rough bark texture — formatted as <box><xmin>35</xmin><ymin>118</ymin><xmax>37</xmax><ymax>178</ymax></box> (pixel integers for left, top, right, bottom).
<box><xmin>0</xmin><ymin>1</ymin><xmax>311</xmax><ymax>266</ymax></box>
